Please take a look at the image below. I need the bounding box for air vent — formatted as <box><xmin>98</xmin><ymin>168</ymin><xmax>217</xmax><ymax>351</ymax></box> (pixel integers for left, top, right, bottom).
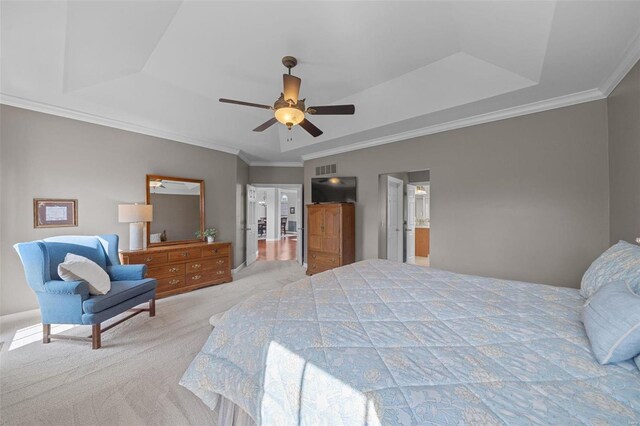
<box><xmin>315</xmin><ymin>164</ymin><xmax>337</xmax><ymax>176</ymax></box>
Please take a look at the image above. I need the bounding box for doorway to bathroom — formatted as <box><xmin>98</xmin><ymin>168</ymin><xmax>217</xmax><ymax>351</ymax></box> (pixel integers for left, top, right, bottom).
<box><xmin>378</xmin><ymin>170</ymin><xmax>430</xmax><ymax>266</ymax></box>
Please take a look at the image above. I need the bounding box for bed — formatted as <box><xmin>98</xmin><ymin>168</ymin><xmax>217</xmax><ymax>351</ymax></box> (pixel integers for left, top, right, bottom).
<box><xmin>181</xmin><ymin>259</ymin><xmax>640</xmax><ymax>425</ymax></box>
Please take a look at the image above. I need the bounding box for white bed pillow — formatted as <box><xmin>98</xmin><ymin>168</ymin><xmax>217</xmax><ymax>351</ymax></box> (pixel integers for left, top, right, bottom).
<box><xmin>58</xmin><ymin>253</ymin><xmax>111</xmax><ymax>295</ymax></box>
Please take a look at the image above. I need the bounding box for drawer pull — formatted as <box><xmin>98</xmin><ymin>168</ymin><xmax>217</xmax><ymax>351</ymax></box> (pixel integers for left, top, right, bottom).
<box><xmin>216</xmin><ymin>270</ymin><xmax>225</xmax><ymax>275</ymax></box>
<box><xmin>146</xmin><ymin>256</ymin><xmax>153</xmax><ymax>262</ymax></box>
<box><xmin>181</xmin><ymin>252</ymin><xmax>189</xmax><ymax>257</ymax></box>
<box><xmin>191</xmin><ymin>274</ymin><xmax>202</xmax><ymax>280</ymax></box>
<box><xmin>168</xmin><ymin>267</ymin><xmax>179</xmax><ymax>273</ymax></box>
<box><xmin>212</xmin><ymin>249</ymin><xmax>219</xmax><ymax>254</ymax></box>
<box><xmin>191</xmin><ymin>264</ymin><xmax>201</xmax><ymax>270</ymax></box>
<box><xmin>169</xmin><ymin>279</ymin><xmax>180</xmax><ymax>285</ymax></box>
<box><xmin>312</xmin><ymin>254</ymin><xmax>317</xmax><ymax>259</ymax></box>
<box><xmin>216</xmin><ymin>259</ymin><xmax>224</xmax><ymax>265</ymax></box>
<box><xmin>331</xmin><ymin>258</ymin><xmax>336</xmax><ymax>263</ymax></box>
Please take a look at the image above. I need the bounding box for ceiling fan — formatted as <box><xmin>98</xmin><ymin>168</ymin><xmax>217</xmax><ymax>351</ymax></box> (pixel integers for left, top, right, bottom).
<box><xmin>219</xmin><ymin>56</ymin><xmax>355</xmax><ymax>137</ymax></box>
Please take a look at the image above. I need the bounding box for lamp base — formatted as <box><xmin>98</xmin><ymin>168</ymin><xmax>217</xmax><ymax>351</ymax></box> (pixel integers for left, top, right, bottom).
<box><xmin>129</xmin><ymin>222</ymin><xmax>144</xmax><ymax>251</ymax></box>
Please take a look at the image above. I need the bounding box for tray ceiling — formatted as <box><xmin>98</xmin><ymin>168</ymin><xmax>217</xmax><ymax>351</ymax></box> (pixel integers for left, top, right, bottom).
<box><xmin>2</xmin><ymin>1</ymin><xmax>639</xmax><ymax>164</ymax></box>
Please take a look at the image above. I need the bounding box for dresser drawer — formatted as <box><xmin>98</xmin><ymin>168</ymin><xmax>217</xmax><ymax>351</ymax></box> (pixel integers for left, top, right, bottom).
<box><xmin>186</xmin><ymin>269</ymin><xmax>229</xmax><ymax>286</ymax></box>
<box><xmin>308</xmin><ymin>251</ymin><xmax>340</xmax><ymax>266</ymax></box>
<box><xmin>147</xmin><ymin>263</ymin><xmax>184</xmax><ymax>280</ymax></box>
<box><xmin>156</xmin><ymin>275</ymin><xmax>185</xmax><ymax>293</ymax></box>
<box><xmin>127</xmin><ymin>252</ymin><xmax>168</xmax><ymax>267</ymax></box>
<box><xmin>201</xmin><ymin>244</ymin><xmax>230</xmax><ymax>258</ymax></box>
<box><xmin>168</xmin><ymin>248</ymin><xmax>201</xmax><ymax>262</ymax></box>
<box><xmin>186</xmin><ymin>258</ymin><xmax>228</xmax><ymax>273</ymax></box>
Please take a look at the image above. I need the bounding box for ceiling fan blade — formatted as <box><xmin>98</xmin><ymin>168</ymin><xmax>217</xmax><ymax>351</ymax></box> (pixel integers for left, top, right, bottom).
<box><xmin>219</xmin><ymin>98</ymin><xmax>272</xmax><ymax>110</ymax></box>
<box><xmin>299</xmin><ymin>118</ymin><xmax>323</xmax><ymax>137</ymax></box>
<box><xmin>283</xmin><ymin>74</ymin><xmax>301</xmax><ymax>104</ymax></box>
<box><xmin>253</xmin><ymin>117</ymin><xmax>278</xmax><ymax>132</ymax></box>
<box><xmin>307</xmin><ymin>105</ymin><xmax>355</xmax><ymax>115</ymax></box>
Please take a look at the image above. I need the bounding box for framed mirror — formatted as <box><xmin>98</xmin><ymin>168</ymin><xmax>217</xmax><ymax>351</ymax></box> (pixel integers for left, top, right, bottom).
<box><xmin>146</xmin><ymin>174</ymin><xmax>205</xmax><ymax>246</ymax></box>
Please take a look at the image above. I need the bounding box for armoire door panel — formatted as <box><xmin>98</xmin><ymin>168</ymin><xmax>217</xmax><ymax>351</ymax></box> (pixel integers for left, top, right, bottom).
<box><xmin>308</xmin><ymin>207</ymin><xmax>325</xmax><ymax>251</ymax></box>
<box><xmin>306</xmin><ymin>203</ymin><xmax>355</xmax><ymax>276</ymax></box>
<box><xmin>322</xmin><ymin>205</ymin><xmax>341</xmax><ymax>254</ymax></box>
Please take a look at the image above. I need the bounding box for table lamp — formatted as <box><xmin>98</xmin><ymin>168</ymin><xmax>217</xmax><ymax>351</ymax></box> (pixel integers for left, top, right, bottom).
<box><xmin>118</xmin><ymin>204</ymin><xmax>153</xmax><ymax>251</ymax></box>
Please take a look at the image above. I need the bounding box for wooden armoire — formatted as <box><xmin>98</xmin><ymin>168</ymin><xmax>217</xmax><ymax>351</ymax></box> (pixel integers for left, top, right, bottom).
<box><xmin>306</xmin><ymin>203</ymin><xmax>355</xmax><ymax>275</ymax></box>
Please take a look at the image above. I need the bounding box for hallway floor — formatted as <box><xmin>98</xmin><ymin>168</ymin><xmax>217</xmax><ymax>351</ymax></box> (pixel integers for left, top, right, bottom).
<box><xmin>258</xmin><ymin>235</ymin><xmax>297</xmax><ymax>261</ymax></box>
<box><xmin>415</xmin><ymin>256</ymin><xmax>430</xmax><ymax>266</ymax></box>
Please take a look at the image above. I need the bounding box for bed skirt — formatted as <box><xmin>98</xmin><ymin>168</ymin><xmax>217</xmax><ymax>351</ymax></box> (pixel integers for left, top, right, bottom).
<box><xmin>217</xmin><ymin>396</ymin><xmax>256</xmax><ymax>426</ymax></box>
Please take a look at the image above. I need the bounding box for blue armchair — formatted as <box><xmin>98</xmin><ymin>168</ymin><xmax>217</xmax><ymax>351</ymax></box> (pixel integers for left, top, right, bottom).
<box><xmin>14</xmin><ymin>234</ymin><xmax>157</xmax><ymax>349</ymax></box>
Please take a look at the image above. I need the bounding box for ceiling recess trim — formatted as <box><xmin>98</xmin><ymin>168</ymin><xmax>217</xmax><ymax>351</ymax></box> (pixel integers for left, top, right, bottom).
<box><xmin>598</xmin><ymin>27</ymin><xmax>640</xmax><ymax>96</ymax></box>
<box><xmin>300</xmin><ymin>88</ymin><xmax>605</xmax><ymax>161</ymax></box>
<box><xmin>0</xmin><ymin>93</ymin><xmax>241</xmax><ymax>156</ymax></box>
<box><xmin>249</xmin><ymin>161</ymin><xmax>304</xmax><ymax>167</ymax></box>
<box><xmin>236</xmin><ymin>151</ymin><xmax>252</xmax><ymax>165</ymax></box>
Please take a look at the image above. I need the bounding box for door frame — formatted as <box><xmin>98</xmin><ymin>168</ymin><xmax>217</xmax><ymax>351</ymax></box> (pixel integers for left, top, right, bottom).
<box><xmin>249</xmin><ymin>183</ymin><xmax>303</xmax><ymax>265</ymax></box>
<box><xmin>246</xmin><ymin>184</ymin><xmax>258</xmax><ymax>267</ymax></box>
<box><xmin>386</xmin><ymin>176</ymin><xmax>404</xmax><ymax>262</ymax></box>
<box><xmin>406</xmin><ymin>184</ymin><xmax>416</xmax><ymax>264</ymax></box>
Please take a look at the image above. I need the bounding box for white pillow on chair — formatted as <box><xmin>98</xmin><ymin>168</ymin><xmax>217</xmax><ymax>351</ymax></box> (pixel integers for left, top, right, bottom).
<box><xmin>58</xmin><ymin>253</ymin><xmax>111</xmax><ymax>295</ymax></box>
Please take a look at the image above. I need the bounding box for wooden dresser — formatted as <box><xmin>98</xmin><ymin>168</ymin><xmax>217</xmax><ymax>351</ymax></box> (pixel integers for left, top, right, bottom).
<box><xmin>120</xmin><ymin>241</ymin><xmax>232</xmax><ymax>298</ymax></box>
<box><xmin>307</xmin><ymin>203</ymin><xmax>355</xmax><ymax>275</ymax></box>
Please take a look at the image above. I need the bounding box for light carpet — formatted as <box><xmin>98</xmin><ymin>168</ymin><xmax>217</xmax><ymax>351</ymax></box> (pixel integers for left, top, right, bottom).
<box><xmin>0</xmin><ymin>260</ymin><xmax>306</xmax><ymax>426</ymax></box>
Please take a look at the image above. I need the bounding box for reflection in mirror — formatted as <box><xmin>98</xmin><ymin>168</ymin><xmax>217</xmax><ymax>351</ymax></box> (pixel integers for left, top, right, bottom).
<box><xmin>147</xmin><ymin>177</ymin><xmax>204</xmax><ymax>244</ymax></box>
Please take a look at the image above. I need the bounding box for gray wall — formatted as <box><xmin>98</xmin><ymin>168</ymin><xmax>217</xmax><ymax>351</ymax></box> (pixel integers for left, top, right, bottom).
<box><xmin>149</xmin><ymin>193</ymin><xmax>200</xmax><ymax>242</ymax></box>
<box><xmin>0</xmin><ymin>105</ymin><xmax>243</xmax><ymax>315</ymax></box>
<box><xmin>249</xmin><ymin>166</ymin><xmax>303</xmax><ymax>185</ymax></box>
<box><xmin>304</xmin><ymin>100</ymin><xmax>610</xmax><ymax>288</ymax></box>
<box><xmin>608</xmin><ymin>59</ymin><xmax>640</xmax><ymax>245</ymax></box>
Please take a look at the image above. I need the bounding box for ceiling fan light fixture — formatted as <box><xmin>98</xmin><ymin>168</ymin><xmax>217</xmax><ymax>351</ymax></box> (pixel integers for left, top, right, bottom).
<box><xmin>274</xmin><ymin>106</ymin><xmax>304</xmax><ymax>129</ymax></box>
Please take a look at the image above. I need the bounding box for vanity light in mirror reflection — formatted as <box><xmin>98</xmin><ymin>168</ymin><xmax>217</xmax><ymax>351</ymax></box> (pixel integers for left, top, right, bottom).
<box><xmin>146</xmin><ymin>175</ymin><xmax>205</xmax><ymax>246</ymax></box>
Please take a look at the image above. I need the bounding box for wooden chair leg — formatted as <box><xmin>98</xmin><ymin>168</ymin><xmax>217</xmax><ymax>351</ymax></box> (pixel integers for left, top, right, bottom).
<box><xmin>43</xmin><ymin>324</ymin><xmax>51</xmax><ymax>344</ymax></box>
<box><xmin>149</xmin><ymin>298</ymin><xmax>156</xmax><ymax>317</ymax></box>
<box><xmin>92</xmin><ymin>324</ymin><xmax>101</xmax><ymax>350</ymax></box>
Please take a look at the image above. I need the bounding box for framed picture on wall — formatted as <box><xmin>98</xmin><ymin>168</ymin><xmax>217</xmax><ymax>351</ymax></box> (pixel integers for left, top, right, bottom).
<box><xmin>34</xmin><ymin>199</ymin><xmax>78</xmax><ymax>228</ymax></box>
<box><xmin>290</xmin><ymin>207</ymin><xmax>295</xmax><ymax>214</ymax></box>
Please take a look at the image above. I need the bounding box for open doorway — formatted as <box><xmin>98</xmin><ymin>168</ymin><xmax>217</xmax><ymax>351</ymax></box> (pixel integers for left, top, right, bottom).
<box><xmin>413</xmin><ymin>182</ymin><xmax>430</xmax><ymax>266</ymax></box>
<box><xmin>378</xmin><ymin>170</ymin><xmax>430</xmax><ymax>266</ymax></box>
<box><xmin>246</xmin><ymin>184</ymin><xmax>303</xmax><ymax>266</ymax></box>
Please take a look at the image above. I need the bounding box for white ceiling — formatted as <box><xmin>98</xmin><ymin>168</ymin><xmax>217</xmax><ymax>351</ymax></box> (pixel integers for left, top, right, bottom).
<box><xmin>2</xmin><ymin>1</ymin><xmax>639</xmax><ymax>165</ymax></box>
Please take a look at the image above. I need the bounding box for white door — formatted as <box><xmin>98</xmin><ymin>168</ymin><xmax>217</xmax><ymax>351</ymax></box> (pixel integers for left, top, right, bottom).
<box><xmin>406</xmin><ymin>184</ymin><xmax>416</xmax><ymax>264</ymax></box>
<box><xmin>386</xmin><ymin>176</ymin><xmax>404</xmax><ymax>262</ymax></box>
<box><xmin>296</xmin><ymin>187</ymin><xmax>303</xmax><ymax>265</ymax></box>
<box><xmin>246</xmin><ymin>185</ymin><xmax>258</xmax><ymax>266</ymax></box>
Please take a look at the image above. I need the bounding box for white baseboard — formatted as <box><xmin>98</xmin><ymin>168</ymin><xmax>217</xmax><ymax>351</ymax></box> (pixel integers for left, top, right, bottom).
<box><xmin>0</xmin><ymin>308</ymin><xmax>40</xmax><ymax>324</ymax></box>
<box><xmin>232</xmin><ymin>262</ymin><xmax>246</xmax><ymax>275</ymax></box>
<box><xmin>303</xmin><ymin>262</ymin><xmax>308</xmax><ymax>270</ymax></box>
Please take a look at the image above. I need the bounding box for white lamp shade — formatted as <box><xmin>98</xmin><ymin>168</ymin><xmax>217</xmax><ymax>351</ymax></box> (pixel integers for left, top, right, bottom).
<box><xmin>118</xmin><ymin>204</ymin><xmax>153</xmax><ymax>223</ymax></box>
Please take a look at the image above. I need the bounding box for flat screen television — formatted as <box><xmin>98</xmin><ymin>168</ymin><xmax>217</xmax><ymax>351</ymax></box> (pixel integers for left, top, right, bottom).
<box><xmin>311</xmin><ymin>177</ymin><xmax>357</xmax><ymax>203</ymax></box>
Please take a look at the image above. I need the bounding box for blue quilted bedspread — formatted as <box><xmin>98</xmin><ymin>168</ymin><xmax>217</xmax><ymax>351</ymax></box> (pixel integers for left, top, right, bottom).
<box><xmin>181</xmin><ymin>260</ymin><xmax>640</xmax><ymax>425</ymax></box>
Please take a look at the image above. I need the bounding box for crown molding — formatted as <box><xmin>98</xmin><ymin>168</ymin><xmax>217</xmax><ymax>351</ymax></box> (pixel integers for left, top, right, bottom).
<box><xmin>301</xmin><ymin>88</ymin><xmax>605</xmax><ymax>161</ymax></box>
<box><xmin>249</xmin><ymin>161</ymin><xmax>304</xmax><ymax>167</ymax></box>
<box><xmin>599</xmin><ymin>28</ymin><xmax>640</xmax><ymax>96</ymax></box>
<box><xmin>236</xmin><ymin>151</ymin><xmax>252</xmax><ymax>165</ymax></box>
<box><xmin>0</xmin><ymin>93</ymin><xmax>241</xmax><ymax>156</ymax></box>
